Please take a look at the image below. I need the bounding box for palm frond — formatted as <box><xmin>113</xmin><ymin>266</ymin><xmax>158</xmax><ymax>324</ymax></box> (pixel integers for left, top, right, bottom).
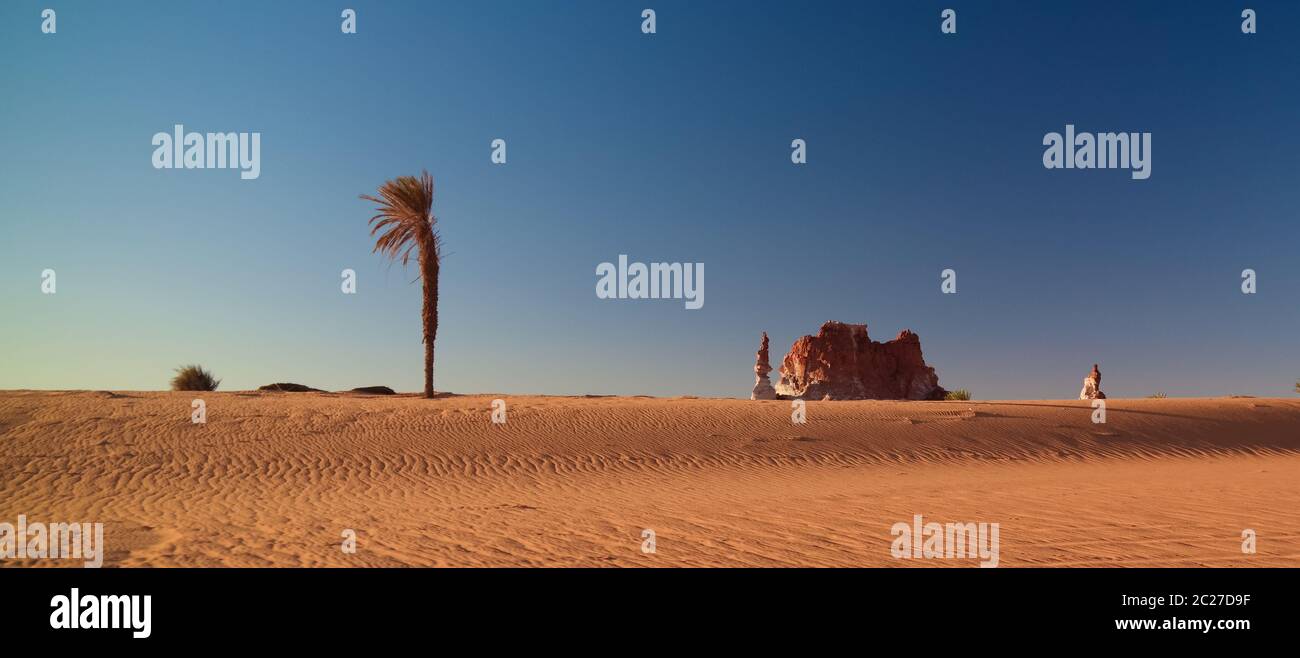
<box><xmin>359</xmin><ymin>170</ymin><xmax>440</xmax><ymax>269</ymax></box>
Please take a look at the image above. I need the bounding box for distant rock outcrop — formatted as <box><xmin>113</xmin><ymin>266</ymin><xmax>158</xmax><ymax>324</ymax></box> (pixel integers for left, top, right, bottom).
<box><xmin>349</xmin><ymin>386</ymin><xmax>396</xmax><ymax>395</ymax></box>
<box><xmin>774</xmin><ymin>321</ymin><xmax>946</xmax><ymax>400</ymax></box>
<box><xmin>751</xmin><ymin>332</ymin><xmax>777</xmax><ymax>400</ymax></box>
<box><xmin>1079</xmin><ymin>364</ymin><xmax>1106</xmax><ymax>400</ymax></box>
<box><xmin>258</xmin><ymin>383</ymin><xmax>325</xmax><ymax>393</ymax></box>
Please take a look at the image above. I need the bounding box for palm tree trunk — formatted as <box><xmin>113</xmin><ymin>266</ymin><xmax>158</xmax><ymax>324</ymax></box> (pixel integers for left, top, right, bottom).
<box><xmin>420</xmin><ymin>242</ymin><xmax>439</xmax><ymax>398</ymax></box>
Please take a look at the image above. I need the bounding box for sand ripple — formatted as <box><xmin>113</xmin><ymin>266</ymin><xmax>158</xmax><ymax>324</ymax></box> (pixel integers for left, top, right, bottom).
<box><xmin>2</xmin><ymin>392</ymin><xmax>1298</xmax><ymax>567</ymax></box>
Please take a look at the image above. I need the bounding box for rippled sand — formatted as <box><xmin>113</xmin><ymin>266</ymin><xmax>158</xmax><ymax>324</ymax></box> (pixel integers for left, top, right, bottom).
<box><xmin>2</xmin><ymin>391</ymin><xmax>1297</xmax><ymax>567</ymax></box>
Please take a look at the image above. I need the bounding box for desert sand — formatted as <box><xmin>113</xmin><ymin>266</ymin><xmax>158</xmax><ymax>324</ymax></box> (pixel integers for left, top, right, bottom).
<box><xmin>1</xmin><ymin>391</ymin><xmax>1297</xmax><ymax>567</ymax></box>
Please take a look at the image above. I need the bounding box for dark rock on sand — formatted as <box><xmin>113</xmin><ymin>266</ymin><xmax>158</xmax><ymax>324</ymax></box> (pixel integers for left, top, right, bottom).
<box><xmin>349</xmin><ymin>386</ymin><xmax>396</xmax><ymax>395</ymax></box>
<box><xmin>258</xmin><ymin>383</ymin><xmax>325</xmax><ymax>393</ymax></box>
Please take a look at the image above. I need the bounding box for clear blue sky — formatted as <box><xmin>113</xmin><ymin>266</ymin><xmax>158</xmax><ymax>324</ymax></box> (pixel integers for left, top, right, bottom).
<box><xmin>2</xmin><ymin>0</ymin><xmax>1297</xmax><ymax>399</ymax></box>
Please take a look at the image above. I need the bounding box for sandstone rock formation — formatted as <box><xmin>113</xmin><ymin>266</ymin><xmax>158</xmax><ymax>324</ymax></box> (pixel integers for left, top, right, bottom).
<box><xmin>751</xmin><ymin>332</ymin><xmax>777</xmax><ymax>400</ymax></box>
<box><xmin>774</xmin><ymin>321</ymin><xmax>946</xmax><ymax>400</ymax></box>
<box><xmin>1079</xmin><ymin>364</ymin><xmax>1106</xmax><ymax>400</ymax></box>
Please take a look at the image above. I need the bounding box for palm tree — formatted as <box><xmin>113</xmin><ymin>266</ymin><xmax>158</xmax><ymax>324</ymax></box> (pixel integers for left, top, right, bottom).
<box><xmin>361</xmin><ymin>171</ymin><xmax>442</xmax><ymax>398</ymax></box>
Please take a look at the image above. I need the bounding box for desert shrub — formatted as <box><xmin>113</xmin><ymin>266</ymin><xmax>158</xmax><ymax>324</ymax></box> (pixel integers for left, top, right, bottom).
<box><xmin>944</xmin><ymin>389</ymin><xmax>971</xmax><ymax>401</ymax></box>
<box><xmin>171</xmin><ymin>365</ymin><xmax>220</xmax><ymax>391</ymax></box>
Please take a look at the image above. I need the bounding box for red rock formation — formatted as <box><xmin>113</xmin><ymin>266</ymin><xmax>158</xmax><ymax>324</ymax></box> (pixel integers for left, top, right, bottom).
<box><xmin>775</xmin><ymin>321</ymin><xmax>946</xmax><ymax>400</ymax></box>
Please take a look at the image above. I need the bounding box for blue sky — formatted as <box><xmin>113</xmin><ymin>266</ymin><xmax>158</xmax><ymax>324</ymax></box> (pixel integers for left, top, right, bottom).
<box><xmin>2</xmin><ymin>0</ymin><xmax>1297</xmax><ymax>399</ymax></box>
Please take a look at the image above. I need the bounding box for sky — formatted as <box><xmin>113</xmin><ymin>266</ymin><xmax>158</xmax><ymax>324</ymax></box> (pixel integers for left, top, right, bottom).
<box><xmin>2</xmin><ymin>0</ymin><xmax>1298</xmax><ymax>399</ymax></box>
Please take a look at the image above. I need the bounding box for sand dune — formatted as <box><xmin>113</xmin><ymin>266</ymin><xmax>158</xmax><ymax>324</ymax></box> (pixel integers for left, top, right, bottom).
<box><xmin>1</xmin><ymin>391</ymin><xmax>1298</xmax><ymax>567</ymax></box>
